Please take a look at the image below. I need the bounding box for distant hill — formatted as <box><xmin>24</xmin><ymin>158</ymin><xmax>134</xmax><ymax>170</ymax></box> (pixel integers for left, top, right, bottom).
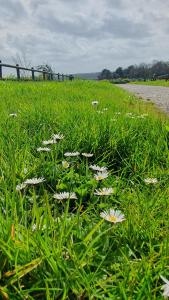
<box><xmin>73</xmin><ymin>72</ymin><xmax>100</xmax><ymax>80</ymax></box>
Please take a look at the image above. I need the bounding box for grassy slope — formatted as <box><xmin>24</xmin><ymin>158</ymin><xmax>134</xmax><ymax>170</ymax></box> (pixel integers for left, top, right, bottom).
<box><xmin>0</xmin><ymin>80</ymin><xmax>169</xmax><ymax>299</ymax></box>
<box><xmin>132</xmin><ymin>80</ymin><xmax>169</xmax><ymax>87</ymax></box>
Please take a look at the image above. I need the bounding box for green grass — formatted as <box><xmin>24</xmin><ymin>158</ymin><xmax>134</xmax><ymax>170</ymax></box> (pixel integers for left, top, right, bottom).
<box><xmin>132</xmin><ymin>80</ymin><xmax>169</xmax><ymax>87</ymax></box>
<box><xmin>0</xmin><ymin>80</ymin><xmax>169</xmax><ymax>299</ymax></box>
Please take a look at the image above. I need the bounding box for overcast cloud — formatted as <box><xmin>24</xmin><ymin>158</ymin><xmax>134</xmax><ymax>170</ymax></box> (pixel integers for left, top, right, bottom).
<box><xmin>0</xmin><ymin>0</ymin><xmax>169</xmax><ymax>73</ymax></box>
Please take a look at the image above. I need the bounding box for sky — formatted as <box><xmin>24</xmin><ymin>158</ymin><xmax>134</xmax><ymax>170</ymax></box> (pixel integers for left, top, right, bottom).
<box><xmin>0</xmin><ymin>0</ymin><xmax>169</xmax><ymax>74</ymax></box>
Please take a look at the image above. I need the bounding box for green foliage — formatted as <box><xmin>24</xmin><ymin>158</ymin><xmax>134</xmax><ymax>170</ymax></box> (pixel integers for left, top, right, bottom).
<box><xmin>132</xmin><ymin>80</ymin><xmax>169</xmax><ymax>87</ymax></box>
<box><xmin>0</xmin><ymin>80</ymin><xmax>169</xmax><ymax>299</ymax></box>
<box><xmin>98</xmin><ymin>69</ymin><xmax>112</xmax><ymax>80</ymax></box>
<box><xmin>110</xmin><ymin>79</ymin><xmax>130</xmax><ymax>84</ymax></box>
<box><xmin>112</xmin><ymin>60</ymin><xmax>169</xmax><ymax>80</ymax></box>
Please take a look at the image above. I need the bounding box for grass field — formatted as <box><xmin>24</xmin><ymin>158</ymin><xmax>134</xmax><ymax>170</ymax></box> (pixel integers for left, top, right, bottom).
<box><xmin>0</xmin><ymin>80</ymin><xmax>169</xmax><ymax>299</ymax></box>
<box><xmin>132</xmin><ymin>80</ymin><xmax>169</xmax><ymax>87</ymax></box>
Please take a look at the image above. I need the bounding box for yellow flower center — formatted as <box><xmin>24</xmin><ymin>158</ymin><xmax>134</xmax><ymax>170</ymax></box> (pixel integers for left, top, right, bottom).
<box><xmin>108</xmin><ymin>216</ymin><xmax>118</xmax><ymax>223</ymax></box>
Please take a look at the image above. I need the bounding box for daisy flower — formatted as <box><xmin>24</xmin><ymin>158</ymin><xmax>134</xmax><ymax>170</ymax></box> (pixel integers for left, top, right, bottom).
<box><xmin>16</xmin><ymin>183</ymin><xmax>27</xmax><ymax>191</ymax></box>
<box><xmin>53</xmin><ymin>192</ymin><xmax>77</xmax><ymax>200</ymax></box>
<box><xmin>144</xmin><ymin>178</ymin><xmax>158</xmax><ymax>184</ymax></box>
<box><xmin>42</xmin><ymin>139</ymin><xmax>57</xmax><ymax>145</ymax></box>
<box><xmin>32</xmin><ymin>224</ymin><xmax>47</xmax><ymax>231</ymax></box>
<box><xmin>94</xmin><ymin>187</ymin><xmax>114</xmax><ymax>196</ymax></box>
<box><xmin>32</xmin><ymin>224</ymin><xmax>37</xmax><ymax>231</ymax></box>
<box><xmin>64</xmin><ymin>152</ymin><xmax>80</xmax><ymax>157</ymax></box>
<box><xmin>52</xmin><ymin>133</ymin><xmax>64</xmax><ymax>140</ymax></box>
<box><xmin>90</xmin><ymin>165</ymin><xmax>107</xmax><ymax>172</ymax></box>
<box><xmin>82</xmin><ymin>153</ymin><xmax>93</xmax><ymax>157</ymax></box>
<box><xmin>94</xmin><ymin>171</ymin><xmax>108</xmax><ymax>181</ymax></box>
<box><xmin>24</xmin><ymin>177</ymin><xmax>45</xmax><ymax>185</ymax></box>
<box><xmin>115</xmin><ymin>112</ymin><xmax>121</xmax><ymax>115</ymax></box>
<box><xmin>100</xmin><ymin>209</ymin><xmax>125</xmax><ymax>223</ymax></box>
<box><xmin>37</xmin><ymin>147</ymin><xmax>51</xmax><ymax>152</ymax></box>
<box><xmin>23</xmin><ymin>168</ymin><xmax>28</xmax><ymax>174</ymax></box>
<box><xmin>62</xmin><ymin>161</ymin><xmax>70</xmax><ymax>168</ymax></box>
<box><xmin>92</xmin><ymin>101</ymin><xmax>99</xmax><ymax>106</ymax></box>
<box><xmin>161</xmin><ymin>275</ymin><xmax>169</xmax><ymax>298</ymax></box>
<box><xmin>97</xmin><ymin>110</ymin><xmax>103</xmax><ymax>114</ymax></box>
<box><xmin>126</xmin><ymin>112</ymin><xmax>133</xmax><ymax>116</ymax></box>
<box><xmin>9</xmin><ymin>113</ymin><xmax>17</xmax><ymax>117</ymax></box>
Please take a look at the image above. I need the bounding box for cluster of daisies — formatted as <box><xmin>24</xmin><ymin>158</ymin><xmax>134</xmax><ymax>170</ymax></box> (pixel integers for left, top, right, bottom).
<box><xmin>92</xmin><ymin>100</ymin><xmax>108</xmax><ymax>114</ymax></box>
<box><xmin>16</xmin><ymin>131</ymin><xmax>126</xmax><ymax>224</ymax></box>
<box><xmin>37</xmin><ymin>133</ymin><xmax>64</xmax><ymax>152</ymax></box>
<box><xmin>12</xmin><ymin>101</ymin><xmax>167</xmax><ymax>297</ymax></box>
<box><xmin>91</xmin><ymin>101</ymin><xmax>149</xmax><ymax>121</ymax></box>
<box><xmin>91</xmin><ymin>102</ymin><xmax>168</xmax><ymax>297</ymax></box>
<box><xmin>125</xmin><ymin>112</ymin><xmax>148</xmax><ymax>119</ymax></box>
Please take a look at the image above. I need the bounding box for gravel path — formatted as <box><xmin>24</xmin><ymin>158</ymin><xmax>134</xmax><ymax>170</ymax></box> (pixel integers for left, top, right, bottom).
<box><xmin>118</xmin><ymin>84</ymin><xmax>169</xmax><ymax>113</ymax></box>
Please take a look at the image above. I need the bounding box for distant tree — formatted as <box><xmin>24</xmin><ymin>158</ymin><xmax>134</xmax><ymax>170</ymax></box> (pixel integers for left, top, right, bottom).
<box><xmin>150</xmin><ymin>61</ymin><xmax>169</xmax><ymax>77</ymax></box>
<box><xmin>114</xmin><ymin>67</ymin><xmax>124</xmax><ymax>78</ymax></box>
<box><xmin>12</xmin><ymin>51</ymin><xmax>32</xmax><ymax>77</ymax></box>
<box><xmin>125</xmin><ymin>65</ymin><xmax>136</xmax><ymax>79</ymax></box>
<box><xmin>98</xmin><ymin>69</ymin><xmax>112</xmax><ymax>80</ymax></box>
<box><xmin>99</xmin><ymin>60</ymin><xmax>169</xmax><ymax>82</ymax></box>
<box><xmin>36</xmin><ymin>64</ymin><xmax>55</xmax><ymax>80</ymax></box>
<box><xmin>136</xmin><ymin>63</ymin><xmax>150</xmax><ymax>80</ymax></box>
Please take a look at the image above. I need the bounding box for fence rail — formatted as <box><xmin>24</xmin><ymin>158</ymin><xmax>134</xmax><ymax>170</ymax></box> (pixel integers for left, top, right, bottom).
<box><xmin>0</xmin><ymin>60</ymin><xmax>74</xmax><ymax>81</ymax></box>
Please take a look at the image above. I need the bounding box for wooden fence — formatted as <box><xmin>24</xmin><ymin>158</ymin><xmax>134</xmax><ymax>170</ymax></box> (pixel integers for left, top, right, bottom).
<box><xmin>0</xmin><ymin>60</ymin><xmax>74</xmax><ymax>81</ymax></box>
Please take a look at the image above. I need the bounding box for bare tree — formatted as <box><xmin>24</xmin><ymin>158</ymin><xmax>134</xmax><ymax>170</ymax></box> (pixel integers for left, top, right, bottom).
<box><xmin>36</xmin><ymin>63</ymin><xmax>55</xmax><ymax>80</ymax></box>
<box><xmin>12</xmin><ymin>51</ymin><xmax>32</xmax><ymax>77</ymax></box>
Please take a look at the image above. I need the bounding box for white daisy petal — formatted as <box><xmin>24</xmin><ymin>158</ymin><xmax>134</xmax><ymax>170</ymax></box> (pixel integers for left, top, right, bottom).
<box><xmin>9</xmin><ymin>113</ymin><xmax>17</xmax><ymax>117</ymax></box>
<box><xmin>37</xmin><ymin>147</ymin><xmax>51</xmax><ymax>152</ymax></box>
<box><xmin>16</xmin><ymin>183</ymin><xmax>27</xmax><ymax>191</ymax></box>
<box><xmin>53</xmin><ymin>192</ymin><xmax>77</xmax><ymax>200</ymax></box>
<box><xmin>52</xmin><ymin>133</ymin><xmax>64</xmax><ymax>140</ymax></box>
<box><xmin>42</xmin><ymin>139</ymin><xmax>57</xmax><ymax>145</ymax></box>
<box><xmin>82</xmin><ymin>153</ymin><xmax>93</xmax><ymax>158</ymax></box>
<box><xmin>64</xmin><ymin>152</ymin><xmax>80</xmax><ymax>157</ymax></box>
<box><xmin>144</xmin><ymin>178</ymin><xmax>158</xmax><ymax>184</ymax></box>
<box><xmin>24</xmin><ymin>177</ymin><xmax>45</xmax><ymax>185</ymax></box>
<box><xmin>161</xmin><ymin>276</ymin><xmax>169</xmax><ymax>286</ymax></box>
<box><xmin>94</xmin><ymin>187</ymin><xmax>114</xmax><ymax>196</ymax></box>
<box><xmin>90</xmin><ymin>165</ymin><xmax>108</xmax><ymax>172</ymax></box>
<box><xmin>62</xmin><ymin>161</ymin><xmax>70</xmax><ymax>168</ymax></box>
<box><xmin>161</xmin><ymin>276</ymin><xmax>169</xmax><ymax>298</ymax></box>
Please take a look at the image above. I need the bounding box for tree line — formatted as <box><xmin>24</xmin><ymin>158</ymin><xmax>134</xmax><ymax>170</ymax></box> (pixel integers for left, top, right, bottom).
<box><xmin>98</xmin><ymin>61</ymin><xmax>169</xmax><ymax>81</ymax></box>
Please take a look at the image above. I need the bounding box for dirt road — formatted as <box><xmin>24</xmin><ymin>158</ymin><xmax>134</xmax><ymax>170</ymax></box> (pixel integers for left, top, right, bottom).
<box><xmin>118</xmin><ymin>84</ymin><xmax>169</xmax><ymax>113</ymax></box>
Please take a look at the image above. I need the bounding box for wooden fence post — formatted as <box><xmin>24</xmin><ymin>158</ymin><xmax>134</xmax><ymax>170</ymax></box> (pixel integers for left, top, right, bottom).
<box><xmin>0</xmin><ymin>61</ymin><xmax>71</xmax><ymax>82</ymax></box>
<box><xmin>69</xmin><ymin>75</ymin><xmax>73</xmax><ymax>81</ymax></box>
<box><xmin>16</xmin><ymin>64</ymin><xmax>20</xmax><ymax>80</ymax></box>
<box><xmin>43</xmin><ymin>70</ymin><xmax>46</xmax><ymax>80</ymax></box>
<box><xmin>31</xmin><ymin>67</ymin><xmax>35</xmax><ymax>80</ymax></box>
<box><xmin>0</xmin><ymin>60</ymin><xmax>2</xmax><ymax>79</ymax></box>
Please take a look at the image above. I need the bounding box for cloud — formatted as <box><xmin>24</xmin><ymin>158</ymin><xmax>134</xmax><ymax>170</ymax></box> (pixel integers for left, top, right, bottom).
<box><xmin>0</xmin><ymin>0</ymin><xmax>27</xmax><ymax>21</ymax></box>
<box><xmin>0</xmin><ymin>0</ymin><xmax>169</xmax><ymax>73</ymax></box>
